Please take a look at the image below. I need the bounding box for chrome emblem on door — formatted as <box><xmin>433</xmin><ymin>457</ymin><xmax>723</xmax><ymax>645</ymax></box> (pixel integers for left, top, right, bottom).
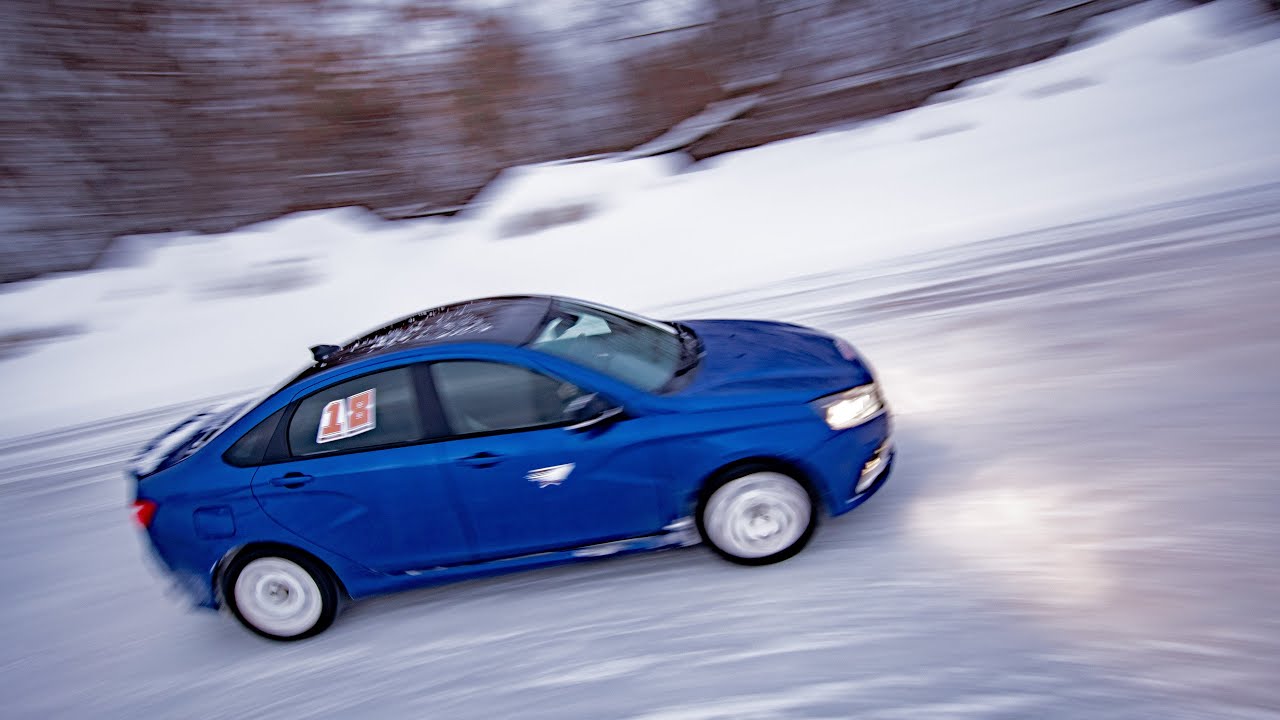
<box><xmin>526</xmin><ymin>463</ymin><xmax>574</xmax><ymax>488</ymax></box>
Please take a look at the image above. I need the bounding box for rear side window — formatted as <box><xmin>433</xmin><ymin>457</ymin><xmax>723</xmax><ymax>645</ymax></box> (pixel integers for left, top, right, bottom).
<box><xmin>223</xmin><ymin>408</ymin><xmax>285</xmax><ymax>467</ymax></box>
<box><xmin>431</xmin><ymin>361</ymin><xmax>586</xmax><ymax>436</ymax></box>
<box><xmin>288</xmin><ymin>367</ymin><xmax>423</xmax><ymax>457</ymax></box>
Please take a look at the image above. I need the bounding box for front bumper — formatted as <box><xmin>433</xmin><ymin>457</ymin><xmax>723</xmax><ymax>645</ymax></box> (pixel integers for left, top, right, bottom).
<box><xmin>804</xmin><ymin>412</ymin><xmax>893</xmax><ymax>515</ymax></box>
<box><xmin>854</xmin><ymin>439</ymin><xmax>894</xmax><ymax>496</ymax></box>
<box><xmin>835</xmin><ymin>432</ymin><xmax>893</xmax><ymax>513</ymax></box>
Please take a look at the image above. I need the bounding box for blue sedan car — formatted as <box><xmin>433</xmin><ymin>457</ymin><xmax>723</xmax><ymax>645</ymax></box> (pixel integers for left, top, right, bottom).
<box><xmin>130</xmin><ymin>296</ymin><xmax>894</xmax><ymax>639</ymax></box>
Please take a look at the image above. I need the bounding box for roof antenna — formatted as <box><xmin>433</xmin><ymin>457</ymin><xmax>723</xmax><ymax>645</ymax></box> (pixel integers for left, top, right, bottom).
<box><xmin>310</xmin><ymin>344</ymin><xmax>340</xmax><ymax>363</ymax></box>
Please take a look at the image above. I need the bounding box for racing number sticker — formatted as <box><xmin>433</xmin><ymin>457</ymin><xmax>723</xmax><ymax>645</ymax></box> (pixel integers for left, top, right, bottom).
<box><xmin>316</xmin><ymin>388</ymin><xmax>377</xmax><ymax>444</ymax></box>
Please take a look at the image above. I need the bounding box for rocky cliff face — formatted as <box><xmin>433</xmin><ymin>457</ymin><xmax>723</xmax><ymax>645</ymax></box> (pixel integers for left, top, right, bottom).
<box><xmin>1</xmin><ymin>0</ymin><xmax>1143</xmax><ymax>282</ymax></box>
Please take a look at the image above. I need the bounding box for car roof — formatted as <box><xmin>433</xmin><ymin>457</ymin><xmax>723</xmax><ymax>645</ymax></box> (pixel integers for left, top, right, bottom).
<box><xmin>289</xmin><ymin>295</ymin><xmax>554</xmax><ymax>385</ymax></box>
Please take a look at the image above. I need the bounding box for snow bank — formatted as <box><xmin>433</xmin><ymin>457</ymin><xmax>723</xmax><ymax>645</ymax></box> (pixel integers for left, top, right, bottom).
<box><xmin>465</xmin><ymin>154</ymin><xmax>685</xmax><ymax>239</ymax></box>
<box><xmin>1</xmin><ymin>2</ymin><xmax>1278</xmax><ymax>437</ymax></box>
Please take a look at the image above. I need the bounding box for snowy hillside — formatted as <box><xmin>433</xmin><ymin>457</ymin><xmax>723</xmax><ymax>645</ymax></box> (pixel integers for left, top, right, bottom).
<box><xmin>1</xmin><ymin>1</ymin><xmax>1278</xmax><ymax>438</ymax></box>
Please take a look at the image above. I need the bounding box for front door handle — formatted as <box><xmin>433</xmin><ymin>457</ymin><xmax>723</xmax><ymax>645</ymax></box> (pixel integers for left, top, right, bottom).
<box><xmin>269</xmin><ymin>472</ymin><xmax>314</xmax><ymax>489</ymax></box>
<box><xmin>457</xmin><ymin>452</ymin><xmax>504</xmax><ymax>469</ymax></box>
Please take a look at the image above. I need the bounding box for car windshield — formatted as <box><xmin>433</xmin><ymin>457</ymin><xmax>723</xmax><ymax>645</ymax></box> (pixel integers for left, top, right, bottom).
<box><xmin>525</xmin><ymin>299</ymin><xmax>687</xmax><ymax>392</ymax></box>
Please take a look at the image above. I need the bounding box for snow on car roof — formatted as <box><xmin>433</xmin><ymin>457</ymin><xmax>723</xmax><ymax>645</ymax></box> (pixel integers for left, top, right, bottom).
<box><xmin>292</xmin><ymin>296</ymin><xmax>552</xmax><ymax>383</ymax></box>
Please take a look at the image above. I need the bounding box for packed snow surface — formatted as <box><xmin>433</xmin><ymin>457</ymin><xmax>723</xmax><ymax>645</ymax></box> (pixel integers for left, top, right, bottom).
<box><xmin>2</xmin><ymin>180</ymin><xmax>1278</xmax><ymax>719</ymax></box>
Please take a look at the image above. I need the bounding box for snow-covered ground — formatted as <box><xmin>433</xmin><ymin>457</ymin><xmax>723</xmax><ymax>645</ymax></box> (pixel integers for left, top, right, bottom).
<box><xmin>2</xmin><ymin>3</ymin><xmax>1280</xmax><ymax>718</ymax></box>
<box><xmin>3</xmin><ymin>183</ymin><xmax>1278</xmax><ymax>718</ymax></box>
<box><xmin>1</xmin><ymin>1</ymin><xmax>1278</xmax><ymax>438</ymax></box>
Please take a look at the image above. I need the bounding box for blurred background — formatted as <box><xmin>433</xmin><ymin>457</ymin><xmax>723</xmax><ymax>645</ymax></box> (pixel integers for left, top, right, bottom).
<box><xmin>2</xmin><ymin>1</ymin><xmax>1279</xmax><ymax>718</ymax></box>
<box><xmin>3</xmin><ymin>0</ymin><xmax>1221</xmax><ymax>281</ymax></box>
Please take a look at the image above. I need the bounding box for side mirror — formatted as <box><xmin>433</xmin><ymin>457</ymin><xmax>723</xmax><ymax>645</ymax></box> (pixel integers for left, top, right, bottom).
<box><xmin>565</xmin><ymin>394</ymin><xmax>624</xmax><ymax>432</ymax></box>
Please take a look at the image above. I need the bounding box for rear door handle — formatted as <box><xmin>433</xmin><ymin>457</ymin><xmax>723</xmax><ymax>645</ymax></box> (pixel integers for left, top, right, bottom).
<box><xmin>457</xmin><ymin>452</ymin><xmax>504</xmax><ymax>469</ymax></box>
<box><xmin>269</xmin><ymin>472</ymin><xmax>314</xmax><ymax>488</ymax></box>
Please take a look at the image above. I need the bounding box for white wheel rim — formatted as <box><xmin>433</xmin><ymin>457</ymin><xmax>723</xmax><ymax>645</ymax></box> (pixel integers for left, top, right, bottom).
<box><xmin>704</xmin><ymin>472</ymin><xmax>811</xmax><ymax>558</ymax></box>
<box><xmin>234</xmin><ymin>557</ymin><xmax>323</xmax><ymax>637</ymax></box>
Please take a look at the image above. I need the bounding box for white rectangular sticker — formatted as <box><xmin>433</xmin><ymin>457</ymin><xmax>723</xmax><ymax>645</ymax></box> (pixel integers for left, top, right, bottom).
<box><xmin>316</xmin><ymin>388</ymin><xmax>377</xmax><ymax>444</ymax></box>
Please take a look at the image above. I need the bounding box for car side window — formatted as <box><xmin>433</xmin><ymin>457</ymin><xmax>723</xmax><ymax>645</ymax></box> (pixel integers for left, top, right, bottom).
<box><xmin>287</xmin><ymin>367</ymin><xmax>423</xmax><ymax>457</ymax></box>
<box><xmin>430</xmin><ymin>361</ymin><xmax>587</xmax><ymax>436</ymax></box>
<box><xmin>223</xmin><ymin>408</ymin><xmax>285</xmax><ymax>467</ymax></box>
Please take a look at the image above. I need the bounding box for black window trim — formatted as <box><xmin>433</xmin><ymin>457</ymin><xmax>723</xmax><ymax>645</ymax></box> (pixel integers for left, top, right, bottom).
<box><xmin>221</xmin><ymin>407</ymin><xmax>287</xmax><ymax>468</ymax></box>
<box><xmin>223</xmin><ymin>356</ymin><xmax>619</xmax><ymax>467</ymax></box>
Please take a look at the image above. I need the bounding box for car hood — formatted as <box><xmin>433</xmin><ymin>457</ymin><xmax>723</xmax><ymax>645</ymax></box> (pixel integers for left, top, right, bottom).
<box><xmin>674</xmin><ymin>319</ymin><xmax>872</xmax><ymax>403</ymax></box>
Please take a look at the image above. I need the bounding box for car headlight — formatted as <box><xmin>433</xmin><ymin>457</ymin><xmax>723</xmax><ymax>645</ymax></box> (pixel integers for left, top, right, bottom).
<box><xmin>812</xmin><ymin>384</ymin><xmax>883</xmax><ymax>430</ymax></box>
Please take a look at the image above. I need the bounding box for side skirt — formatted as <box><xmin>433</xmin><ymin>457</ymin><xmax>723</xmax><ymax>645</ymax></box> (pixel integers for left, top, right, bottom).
<box><xmin>349</xmin><ymin>519</ymin><xmax>702</xmax><ymax>599</ymax></box>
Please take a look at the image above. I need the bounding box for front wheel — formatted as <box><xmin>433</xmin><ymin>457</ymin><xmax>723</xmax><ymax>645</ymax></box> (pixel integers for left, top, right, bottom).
<box><xmin>225</xmin><ymin>550</ymin><xmax>338</xmax><ymax>640</ymax></box>
<box><xmin>698</xmin><ymin>470</ymin><xmax>817</xmax><ymax>565</ymax></box>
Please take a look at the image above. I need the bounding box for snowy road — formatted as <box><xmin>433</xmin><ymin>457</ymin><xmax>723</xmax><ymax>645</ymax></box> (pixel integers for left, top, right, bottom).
<box><xmin>3</xmin><ymin>184</ymin><xmax>1279</xmax><ymax>719</ymax></box>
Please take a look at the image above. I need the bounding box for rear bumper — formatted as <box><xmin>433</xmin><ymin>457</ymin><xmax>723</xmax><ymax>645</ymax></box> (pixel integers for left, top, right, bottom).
<box><xmin>137</xmin><ymin>531</ymin><xmax>220</xmax><ymax>609</ymax></box>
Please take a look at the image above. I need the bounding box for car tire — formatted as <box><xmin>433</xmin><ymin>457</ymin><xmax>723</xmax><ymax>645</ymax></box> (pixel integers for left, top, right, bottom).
<box><xmin>224</xmin><ymin>548</ymin><xmax>339</xmax><ymax>641</ymax></box>
<box><xmin>697</xmin><ymin>468</ymin><xmax>817</xmax><ymax>566</ymax></box>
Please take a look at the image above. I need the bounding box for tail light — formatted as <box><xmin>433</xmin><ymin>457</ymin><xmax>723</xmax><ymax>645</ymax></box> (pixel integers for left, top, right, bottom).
<box><xmin>132</xmin><ymin>499</ymin><xmax>157</xmax><ymax>528</ymax></box>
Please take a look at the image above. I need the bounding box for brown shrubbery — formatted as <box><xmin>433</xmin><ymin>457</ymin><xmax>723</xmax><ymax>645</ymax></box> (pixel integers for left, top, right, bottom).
<box><xmin>1</xmin><ymin>0</ymin><xmax>1147</xmax><ymax>282</ymax></box>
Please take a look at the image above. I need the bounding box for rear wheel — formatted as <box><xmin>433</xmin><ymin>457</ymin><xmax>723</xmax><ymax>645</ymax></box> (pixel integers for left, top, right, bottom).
<box><xmin>698</xmin><ymin>469</ymin><xmax>816</xmax><ymax>565</ymax></box>
<box><xmin>225</xmin><ymin>549</ymin><xmax>338</xmax><ymax>640</ymax></box>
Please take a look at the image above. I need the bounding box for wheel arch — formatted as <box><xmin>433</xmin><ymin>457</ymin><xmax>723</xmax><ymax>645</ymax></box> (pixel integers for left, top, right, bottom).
<box><xmin>214</xmin><ymin>541</ymin><xmax>350</xmax><ymax>606</ymax></box>
<box><xmin>693</xmin><ymin>455</ymin><xmax>827</xmax><ymax>517</ymax></box>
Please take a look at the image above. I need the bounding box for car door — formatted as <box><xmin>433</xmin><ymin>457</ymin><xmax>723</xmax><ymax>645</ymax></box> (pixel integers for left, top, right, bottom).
<box><xmin>251</xmin><ymin>365</ymin><xmax>472</xmax><ymax>573</ymax></box>
<box><xmin>428</xmin><ymin>359</ymin><xmax>666</xmax><ymax>560</ymax></box>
